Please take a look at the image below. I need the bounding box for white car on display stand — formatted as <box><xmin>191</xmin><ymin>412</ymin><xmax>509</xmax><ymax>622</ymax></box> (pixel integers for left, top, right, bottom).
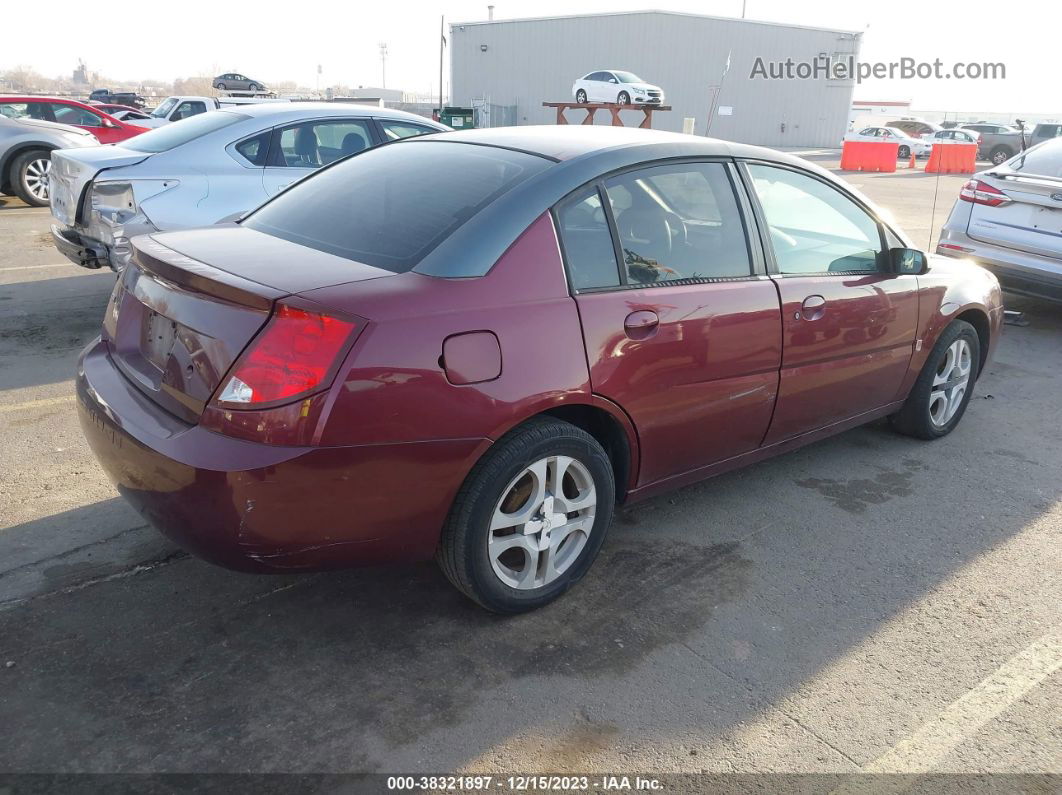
<box><xmin>571</xmin><ymin>70</ymin><xmax>665</xmax><ymax>105</ymax></box>
<box><xmin>843</xmin><ymin>125</ymin><xmax>932</xmax><ymax>159</ymax></box>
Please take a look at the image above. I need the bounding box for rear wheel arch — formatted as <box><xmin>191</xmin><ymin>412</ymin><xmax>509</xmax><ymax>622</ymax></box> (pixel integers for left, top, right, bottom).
<box><xmin>2</xmin><ymin>142</ymin><xmax>55</xmax><ymax>183</ymax></box>
<box><xmin>542</xmin><ymin>403</ymin><xmax>634</xmax><ymax>502</ymax></box>
<box><xmin>484</xmin><ymin>401</ymin><xmax>638</xmax><ymax>503</ymax></box>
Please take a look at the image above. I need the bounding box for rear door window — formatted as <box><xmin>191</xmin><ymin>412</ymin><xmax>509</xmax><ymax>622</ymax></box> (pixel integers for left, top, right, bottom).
<box><xmin>271</xmin><ymin>119</ymin><xmax>375</xmax><ymax>167</ymax></box>
<box><xmin>244</xmin><ymin>141</ymin><xmax>550</xmax><ymax>272</ymax></box>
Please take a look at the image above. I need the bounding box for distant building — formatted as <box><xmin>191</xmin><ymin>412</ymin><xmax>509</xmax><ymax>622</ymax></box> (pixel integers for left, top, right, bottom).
<box><xmin>350</xmin><ymin>86</ymin><xmax>404</xmax><ymax>103</ymax></box>
<box><xmin>450</xmin><ymin>9</ymin><xmax>862</xmax><ymax>147</ymax></box>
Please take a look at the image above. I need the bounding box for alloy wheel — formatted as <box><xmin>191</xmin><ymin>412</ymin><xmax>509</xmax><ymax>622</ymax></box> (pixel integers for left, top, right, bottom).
<box><xmin>929</xmin><ymin>338</ymin><xmax>972</xmax><ymax>427</ymax></box>
<box><xmin>24</xmin><ymin>158</ymin><xmax>51</xmax><ymax>202</ymax></box>
<box><xmin>488</xmin><ymin>455</ymin><xmax>597</xmax><ymax>590</ymax></box>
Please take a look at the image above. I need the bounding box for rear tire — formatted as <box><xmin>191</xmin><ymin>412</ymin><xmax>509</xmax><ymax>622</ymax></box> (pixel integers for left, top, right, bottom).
<box><xmin>890</xmin><ymin>320</ymin><xmax>980</xmax><ymax>440</ymax></box>
<box><xmin>11</xmin><ymin>149</ymin><xmax>52</xmax><ymax>207</ymax></box>
<box><xmin>437</xmin><ymin>417</ymin><xmax>615</xmax><ymax>613</ymax></box>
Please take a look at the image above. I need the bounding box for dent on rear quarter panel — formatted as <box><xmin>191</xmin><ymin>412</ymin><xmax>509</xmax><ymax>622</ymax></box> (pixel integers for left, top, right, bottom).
<box><xmin>306</xmin><ymin>213</ymin><xmax>594</xmax><ymax>447</ymax></box>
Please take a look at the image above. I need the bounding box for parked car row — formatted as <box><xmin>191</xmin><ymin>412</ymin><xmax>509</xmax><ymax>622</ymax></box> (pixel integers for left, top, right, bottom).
<box><xmin>0</xmin><ymin>96</ymin><xmax>149</xmax><ymax>144</ymax></box>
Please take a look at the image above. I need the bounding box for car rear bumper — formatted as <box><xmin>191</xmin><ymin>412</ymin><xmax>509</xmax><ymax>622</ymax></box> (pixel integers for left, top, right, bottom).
<box><xmin>77</xmin><ymin>337</ymin><xmax>490</xmax><ymax>572</ymax></box>
<box><xmin>51</xmin><ymin>224</ymin><xmax>110</xmax><ymax>270</ymax></box>
<box><xmin>937</xmin><ymin>226</ymin><xmax>1062</xmax><ymax>303</ymax></box>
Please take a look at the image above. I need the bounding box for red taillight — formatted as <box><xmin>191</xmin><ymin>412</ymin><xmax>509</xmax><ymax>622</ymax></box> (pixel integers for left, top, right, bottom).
<box><xmin>217</xmin><ymin>304</ymin><xmax>357</xmax><ymax>406</ymax></box>
<box><xmin>959</xmin><ymin>179</ymin><xmax>1011</xmax><ymax>207</ymax></box>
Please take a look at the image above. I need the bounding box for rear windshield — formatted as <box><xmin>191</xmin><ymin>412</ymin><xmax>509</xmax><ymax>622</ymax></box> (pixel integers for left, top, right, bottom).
<box><xmin>1007</xmin><ymin>143</ymin><xmax>1062</xmax><ymax>177</ymax></box>
<box><xmin>243</xmin><ymin>141</ymin><xmax>550</xmax><ymax>272</ymax></box>
<box><xmin>123</xmin><ymin>111</ymin><xmax>248</xmax><ymax>153</ymax></box>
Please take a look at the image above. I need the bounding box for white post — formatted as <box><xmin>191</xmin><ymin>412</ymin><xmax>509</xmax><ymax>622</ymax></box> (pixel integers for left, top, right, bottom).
<box><xmin>682</xmin><ymin>117</ymin><xmax>696</xmax><ymax>135</ymax></box>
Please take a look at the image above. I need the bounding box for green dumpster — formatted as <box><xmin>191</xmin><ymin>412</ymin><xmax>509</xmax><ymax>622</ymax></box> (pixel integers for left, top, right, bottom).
<box><xmin>441</xmin><ymin>106</ymin><xmax>475</xmax><ymax>129</ymax></box>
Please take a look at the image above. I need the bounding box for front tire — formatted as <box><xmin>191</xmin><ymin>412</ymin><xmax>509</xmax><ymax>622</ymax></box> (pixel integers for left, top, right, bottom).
<box><xmin>437</xmin><ymin>417</ymin><xmax>616</xmax><ymax>613</ymax></box>
<box><xmin>575</xmin><ymin>89</ymin><xmax>587</xmax><ymax>104</ymax></box>
<box><xmin>617</xmin><ymin>91</ymin><xmax>631</xmax><ymax>105</ymax></box>
<box><xmin>216</xmin><ymin>82</ymin><xmax>226</xmax><ymax>91</ymax></box>
<box><xmin>891</xmin><ymin>320</ymin><xmax>980</xmax><ymax>440</ymax></box>
<box><xmin>11</xmin><ymin>149</ymin><xmax>51</xmax><ymax>207</ymax></box>
<box><xmin>897</xmin><ymin>145</ymin><xmax>911</xmax><ymax>159</ymax></box>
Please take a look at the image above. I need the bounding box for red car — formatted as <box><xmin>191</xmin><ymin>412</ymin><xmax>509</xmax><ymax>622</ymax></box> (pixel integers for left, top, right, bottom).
<box><xmin>76</xmin><ymin>127</ymin><xmax>1003</xmax><ymax>612</ymax></box>
<box><xmin>0</xmin><ymin>96</ymin><xmax>148</xmax><ymax>144</ymax></box>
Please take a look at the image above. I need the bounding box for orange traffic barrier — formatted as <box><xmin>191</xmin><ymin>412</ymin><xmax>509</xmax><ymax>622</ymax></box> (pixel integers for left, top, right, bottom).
<box><xmin>840</xmin><ymin>140</ymin><xmax>900</xmax><ymax>172</ymax></box>
<box><xmin>925</xmin><ymin>142</ymin><xmax>977</xmax><ymax>174</ymax></box>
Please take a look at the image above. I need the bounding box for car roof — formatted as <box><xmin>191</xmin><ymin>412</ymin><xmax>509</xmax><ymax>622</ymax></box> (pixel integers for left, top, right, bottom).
<box><xmin>426</xmin><ymin>124</ymin><xmax>799</xmax><ymax>163</ymax></box>
<box><xmin>226</xmin><ymin>101</ymin><xmax>444</xmax><ymax>125</ymax></box>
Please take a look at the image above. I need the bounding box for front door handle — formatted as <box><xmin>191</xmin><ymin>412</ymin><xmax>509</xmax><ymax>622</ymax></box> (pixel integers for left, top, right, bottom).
<box><xmin>624</xmin><ymin>310</ymin><xmax>659</xmax><ymax>339</ymax></box>
<box><xmin>800</xmin><ymin>295</ymin><xmax>827</xmax><ymax>321</ymax></box>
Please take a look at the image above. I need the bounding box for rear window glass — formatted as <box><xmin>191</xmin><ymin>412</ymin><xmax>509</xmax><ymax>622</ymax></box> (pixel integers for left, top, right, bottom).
<box><xmin>123</xmin><ymin>111</ymin><xmax>248</xmax><ymax>153</ymax></box>
<box><xmin>243</xmin><ymin>141</ymin><xmax>550</xmax><ymax>272</ymax></box>
<box><xmin>1007</xmin><ymin>143</ymin><xmax>1062</xmax><ymax>177</ymax></box>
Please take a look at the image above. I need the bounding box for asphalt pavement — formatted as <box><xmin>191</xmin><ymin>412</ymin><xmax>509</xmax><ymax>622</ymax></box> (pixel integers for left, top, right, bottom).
<box><xmin>0</xmin><ymin>165</ymin><xmax>1059</xmax><ymax>783</ymax></box>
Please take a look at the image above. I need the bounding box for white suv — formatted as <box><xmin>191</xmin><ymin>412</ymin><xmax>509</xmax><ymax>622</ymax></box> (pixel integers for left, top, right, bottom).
<box><xmin>572</xmin><ymin>71</ymin><xmax>664</xmax><ymax>105</ymax></box>
<box><xmin>937</xmin><ymin>139</ymin><xmax>1062</xmax><ymax>303</ymax></box>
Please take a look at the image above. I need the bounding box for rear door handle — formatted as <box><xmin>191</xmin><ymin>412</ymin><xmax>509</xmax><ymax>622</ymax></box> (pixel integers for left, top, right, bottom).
<box><xmin>624</xmin><ymin>310</ymin><xmax>659</xmax><ymax>338</ymax></box>
<box><xmin>800</xmin><ymin>295</ymin><xmax>826</xmax><ymax>321</ymax></box>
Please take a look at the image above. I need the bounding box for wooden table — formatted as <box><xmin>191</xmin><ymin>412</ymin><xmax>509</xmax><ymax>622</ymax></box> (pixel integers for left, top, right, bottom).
<box><xmin>543</xmin><ymin>102</ymin><xmax>673</xmax><ymax>129</ymax></box>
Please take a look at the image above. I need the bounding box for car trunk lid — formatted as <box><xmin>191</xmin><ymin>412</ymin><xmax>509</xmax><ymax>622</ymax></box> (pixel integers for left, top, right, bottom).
<box><xmin>966</xmin><ymin>171</ymin><xmax>1062</xmax><ymax>259</ymax></box>
<box><xmin>109</xmin><ymin>227</ymin><xmax>393</xmax><ymax>423</ymax></box>
<box><xmin>49</xmin><ymin>146</ymin><xmax>150</xmax><ymax>226</ymax></box>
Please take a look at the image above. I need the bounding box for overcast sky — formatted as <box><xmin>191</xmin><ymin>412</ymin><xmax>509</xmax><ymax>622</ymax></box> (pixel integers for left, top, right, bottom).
<box><xmin>3</xmin><ymin>0</ymin><xmax>1053</xmax><ymax>113</ymax></box>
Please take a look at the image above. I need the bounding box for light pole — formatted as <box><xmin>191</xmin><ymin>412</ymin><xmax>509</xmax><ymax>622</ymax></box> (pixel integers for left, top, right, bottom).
<box><xmin>379</xmin><ymin>42</ymin><xmax>388</xmax><ymax>88</ymax></box>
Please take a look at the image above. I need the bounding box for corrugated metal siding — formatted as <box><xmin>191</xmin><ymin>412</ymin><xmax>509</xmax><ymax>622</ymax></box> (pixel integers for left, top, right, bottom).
<box><xmin>451</xmin><ymin>11</ymin><xmax>860</xmax><ymax>148</ymax></box>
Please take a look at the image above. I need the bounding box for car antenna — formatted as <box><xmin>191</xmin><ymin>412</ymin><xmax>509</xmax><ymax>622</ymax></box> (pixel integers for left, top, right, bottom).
<box><xmin>926</xmin><ymin>110</ymin><xmax>948</xmax><ymax>251</ymax></box>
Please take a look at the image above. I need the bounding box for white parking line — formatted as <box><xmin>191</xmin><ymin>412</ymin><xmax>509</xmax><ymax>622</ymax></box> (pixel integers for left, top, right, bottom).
<box><xmin>0</xmin><ymin>395</ymin><xmax>76</xmax><ymax>414</ymax></box>
<box><xmin>0</xmin><ymin>263</ymin><xmax>71</xmax><ymax>273</ymax></box>
<box><xmin>831</xmin><ymin>627</ymin><xmax>1062</xmax><ymax>790</ymax></box>
<box><xmin>0</xmin><ymin>208</ymin><xmax>50</xmax><ymax>215</ymax></box>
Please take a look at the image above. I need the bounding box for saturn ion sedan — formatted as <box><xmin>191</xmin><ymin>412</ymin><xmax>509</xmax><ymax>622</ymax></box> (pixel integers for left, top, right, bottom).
<box><xmin>77</xmin><ymin>126</ymin><xmax>1002</xmax><ymax>612</ymax></box>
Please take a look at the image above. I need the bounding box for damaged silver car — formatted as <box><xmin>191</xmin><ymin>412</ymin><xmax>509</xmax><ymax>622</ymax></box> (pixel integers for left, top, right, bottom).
<box><xmin>49</xmin><ymin>103</ymin><xmax>447</xmax><ymax>272</ymax></box>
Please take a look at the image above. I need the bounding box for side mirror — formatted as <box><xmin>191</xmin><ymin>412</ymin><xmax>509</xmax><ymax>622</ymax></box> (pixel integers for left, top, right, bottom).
<box><xmin>890</xmin><ymin>247</ymin><xmax>928</xmax><ymax>275</ymax></box>
<box><xmin>102</xmin><ymin>118</ymin><xmax>117</xmax><ymax>128</ymax></box>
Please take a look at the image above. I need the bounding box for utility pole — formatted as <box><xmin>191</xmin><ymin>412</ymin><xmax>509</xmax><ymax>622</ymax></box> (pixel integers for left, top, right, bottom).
<box><xmin>741</xmin><ymin>0</ymin><xmax>747</xmax><ymax>17</ymax></box>
<box><xmin>438</xmin><ymin>16</ymin><xmax>446</xmax><ymax>117</ymax></box>
<box><xmin>379</xmin><ymin>42</ymin><xmax>388</xmax><ymax>88</ymax></box>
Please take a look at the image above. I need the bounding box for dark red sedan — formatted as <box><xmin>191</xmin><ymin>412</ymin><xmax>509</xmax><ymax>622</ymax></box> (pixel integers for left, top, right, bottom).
<box><xmin>77</xmin><ymin>127</ymin><xmax>1002</xmax><ymax>612</ymax></box>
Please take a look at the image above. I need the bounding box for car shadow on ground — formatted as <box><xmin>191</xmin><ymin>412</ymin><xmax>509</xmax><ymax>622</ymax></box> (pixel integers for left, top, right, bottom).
<box><xmin>2</xmin><ymin>298</ymin><xmax>1059</xmax><ymax>773</ymax></box>
<box><xmin>0</xmin><ymin>273</ymin><xmax>113</xmax><ymax>391</ymax></box>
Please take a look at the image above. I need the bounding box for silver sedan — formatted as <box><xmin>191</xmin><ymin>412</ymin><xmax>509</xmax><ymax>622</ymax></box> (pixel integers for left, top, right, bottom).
<box><xmin>49</xmin><ymin>103</ymin><xmax>448</xmax><ymax>271</ymax></box>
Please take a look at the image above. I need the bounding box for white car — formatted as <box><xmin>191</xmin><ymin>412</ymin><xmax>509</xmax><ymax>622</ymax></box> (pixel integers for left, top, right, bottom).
<box><xmin>843</xmin><ymin>126</ymin><xmax>932</xmax><ymax>158</ymax></box>
<box><xmin>925</xmin><ymin>128</ymin><xmax>980</xmax><ymax>146</ymax></box>
<box><xmin>571</xmin><ymin>70</ymin><xmax>664</xmax><ymax>105</ymax></box>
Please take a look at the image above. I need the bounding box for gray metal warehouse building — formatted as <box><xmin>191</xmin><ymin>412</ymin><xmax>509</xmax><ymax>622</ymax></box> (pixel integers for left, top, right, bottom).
<box><xmin>450</xmin><ymin>10</ymin><xmax>862</xmax><ymax>148</ymax></box>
